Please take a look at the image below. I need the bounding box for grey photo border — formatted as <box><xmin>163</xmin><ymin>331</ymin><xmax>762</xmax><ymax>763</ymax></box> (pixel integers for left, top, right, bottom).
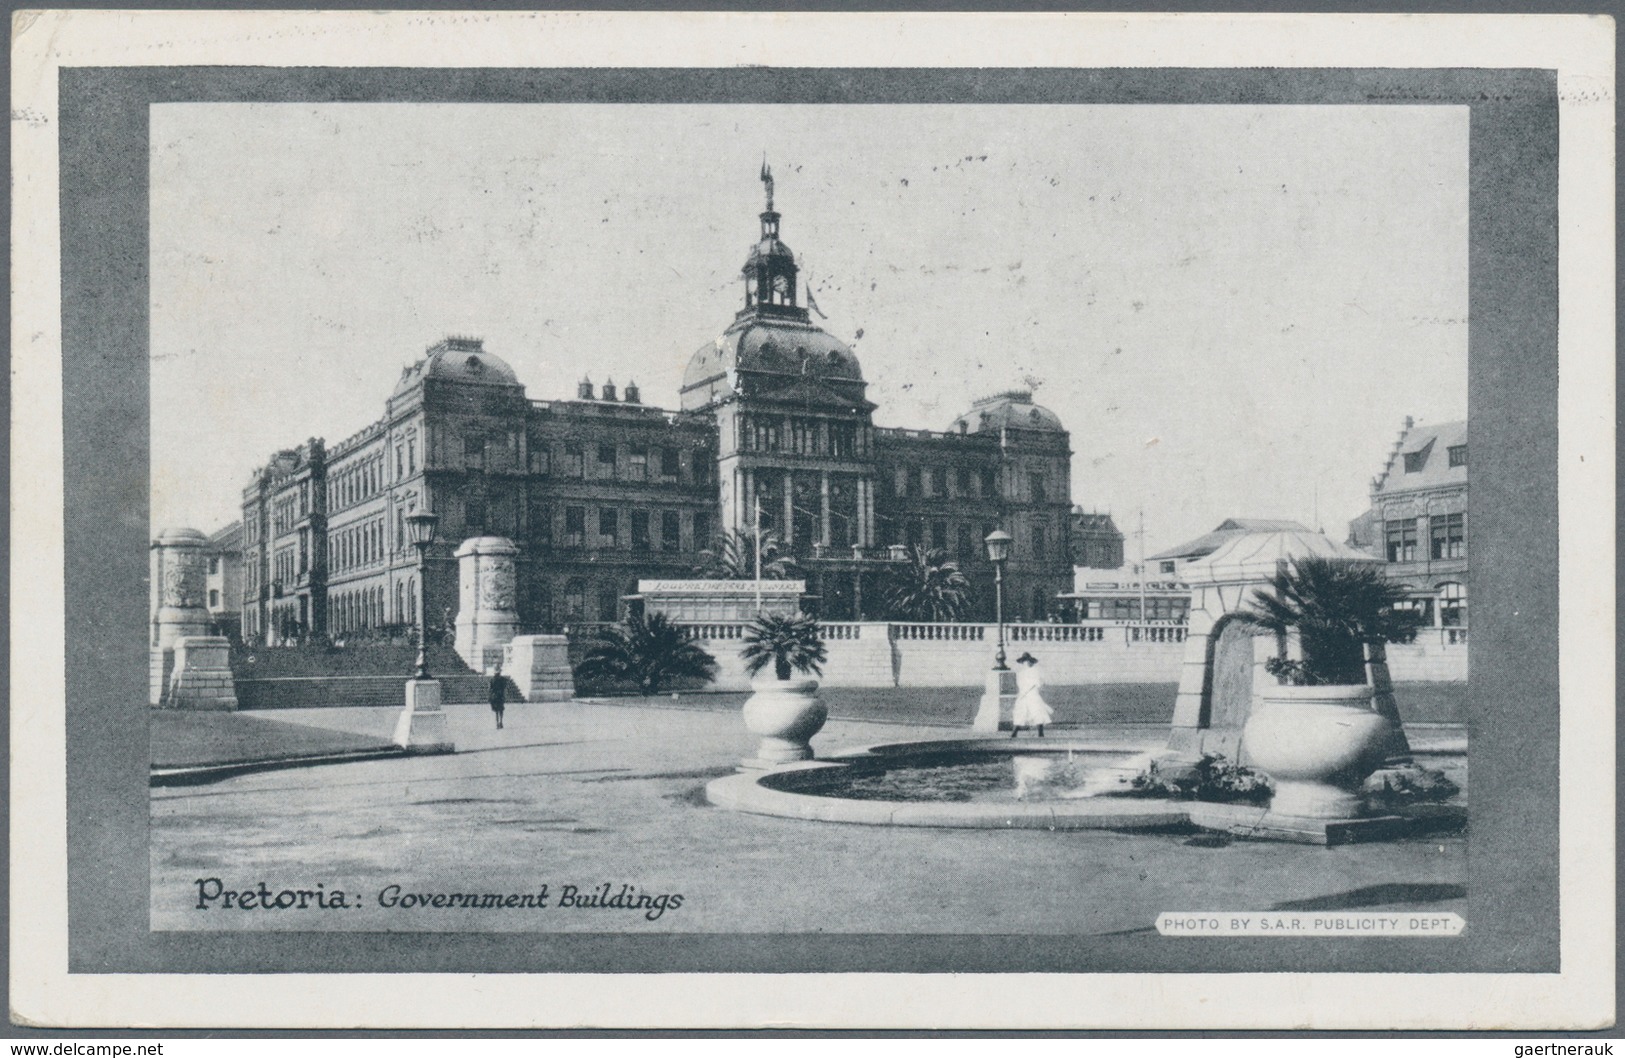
<box><xmin>61</xmin><ymin>65</ymin><xmax>1556</xmax><ymax>975</ymax></box>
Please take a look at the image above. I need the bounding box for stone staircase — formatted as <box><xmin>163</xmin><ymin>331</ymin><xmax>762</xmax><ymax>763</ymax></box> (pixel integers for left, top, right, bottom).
<box><xmin>232</xmin><ymin>644</ymin><xmax>514</xmax><ymax>710</ymax></box>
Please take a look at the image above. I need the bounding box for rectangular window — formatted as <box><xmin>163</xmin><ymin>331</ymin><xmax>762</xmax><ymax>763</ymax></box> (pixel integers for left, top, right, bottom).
<box><xmin>464</xmin><ymin>436</ymin><xmax>485</xmax><ymax>470</ymax></box>
<box><xmin>1385</xmin><ymin>519</ymin><xmax>1418</xmax><ymax>563</ymax></box>
<box><xmin>906</xmin><ymin>468</ymin><xmax>922</xmax><ymax>498</ymax></box>
<box><xmin>564</xmin><ymin>446</ymin><xmax>585</xmax><ymax>477</ymax></box>
<box><xmin>662</xmin><ymin>511</ymin><xmax>681</xmax><ymax>549</ymax></box>
<box><xmin>957</xmin><ymin>524</ymin><xmax>975</xmax><ymax>562</ymax></box>
<box><xmin>465</xmin><ymin>497</ymin><xmax>485</xmax><ymax>533</ymax></box>
<box><xmin>628</xmin><ymin>447</ymin><xmax>648</xmax><ymax>482</ymax></box>
<box><xmin>958</xmin><ymin>468</ymin><xmax>976</xmax><ymax>497</ymax></box>
<box><xmin>661</xmin><ymin>447</ymin><xmax>681</xmax><ymax>478</ymax></box>
<box><xmin>564</xmin><ymin>506</ymin><xmax>585</xmax><ymax>547</ymax></box>
<box><xmin>693</xmin><ymin>512</ymin><xmax>712</xmax><ymax>550</ymax></box>
<box><xmin>407</xmin><ymin>439</ymin><xmax>417</xmax><ymax>474</ymax></box>
<box><xmin>1403</xmin><ymin>451</ymin><xmax>1425</xmax><ymax>473</ymax></box>
<box><xmin>693</xmin><ymin>453</ymin><xmax>712</xmax><ymax>485</ymax></box>
<box><xmin>1031</xmin><ymin>473</ymin><xmax>1047</xmax><ymax>505</ymax></box>
<box><xmin>931</xmin><ymin>520</ymin><xmax>948</xmax><ymax>550</ymax></box>
<box><xmin>597</xmin><ymin>443</ymin><xmax>617</xmax><ymax>471</ymax></box>
<box><xmin>905</xmin><ymin>521</ymin><xmax>923</xmax><ymax>549</ymax></box>
<box><xmin>1430</xmin><ymin>513</ymin><xmax>1465</xmax><ymax>560</ymax></box>
<box><xmin>631</xmin><ymin>509</ymin><xmax>650</xmax><ymax>551</ymax></box>
<box><xmin>1031</xmin><ymin>525</ymin><xmax>1046</xmax><ymax>560</ymax></box>
<box><xmin>598</xmin><ymin>507</ymin><xmax>619</xmax><ymax>546</ymax></box>
<box><xmin>530</xmin><ymin>445</ymin><xmax>551</xmax><ymax>475</ymax></box>
<box><xmin>1448</xmin><ymin>445</ymin><xmax>1467</xmax><ymax>467</ymax></box>
<box><xmin>532</xmin><ymin>504</ymin><xmax>553</xmax><ymax>547</ymax></box>
<box><xmin>981</xmin><ymin>468</ymin><xmax>997</xmax><ymax>497</ymax></box>
<box><xmin>209</xmin><ymin>557</ymin><xmax>220</xmax><ymax>575</ymax></box>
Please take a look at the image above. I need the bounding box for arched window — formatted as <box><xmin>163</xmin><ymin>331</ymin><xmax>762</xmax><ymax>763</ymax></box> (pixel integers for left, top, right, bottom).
<box><xmin>1031</xmin><ymin>586</ymin><xmax>1049</xmax><ymax>621</ymax></box>
<box><xmin>407</xmin><ymin>577</ymin><xmax>417</xmax><ymax>625</ymax></box>
<box><xmin>395</xmin><ymin>582</ymin><xmax>405</xmax><ymax>624</ymax></box>
<box><xmin>1437</xmin><ymin>582</ymin><xmax>1467</xmax><ymax>628</ymax></box>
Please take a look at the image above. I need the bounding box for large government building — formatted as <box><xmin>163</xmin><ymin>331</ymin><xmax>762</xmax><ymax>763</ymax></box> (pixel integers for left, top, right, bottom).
<box><xmin>238</xmin><ymin>171</ymin><xmax>1079</xmax><ymax>644</ymax></box>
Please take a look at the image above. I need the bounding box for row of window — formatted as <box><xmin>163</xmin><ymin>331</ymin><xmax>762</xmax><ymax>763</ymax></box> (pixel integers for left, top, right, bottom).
<box><xmin>877</xmin><ymin>519</ymin><xmax>1054</xmax><ymax>563</ymax></box>
<box><xmin>1385</xmin><ymin>513</ymin><xmax>1465</xmax><ymax>563</ymax></box>
<box><xmin>329</xmin><ymin>579</ymin><xmax>416</xmax><ymax>635</ymax></box>
<box><xmin>738</xmin><ymin>414</ymin><xmax>862</xmax><ymax>458</ymax></box>
<box><xmin>541</xmin><ymin>506</ymin><xmax>713</xmax><ymax>553</ymax></box>
<box><xmin>884</xmin><ymin>465</ymin><xmax>999</xmax><ymax>502</ymax></box>
<box><xmin>328</xmin><ymin>455</ymin><xmax>386</xmax><ymax>513</ymax></box>
<box><xmin>529</xmin><ymin>442</ymin><xmax>713</xmax><ymax>485</ymax></box>
<box><xmin>331</xmin><ymin>518</ymin><xmax>386</xmax><ymax>574</ymax></box>
<box><xmin>1393</xmin><ymin>582</ymin><xmax>1468</xmax><ymax>627</ymax></box>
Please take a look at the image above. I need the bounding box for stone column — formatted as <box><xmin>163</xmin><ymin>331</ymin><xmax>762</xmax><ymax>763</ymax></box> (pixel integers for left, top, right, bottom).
<box><xmin>782</xmin><ymin>471</ymin><xmax>794</xmax><ymax>542</ymax></box>
<box><xmin>454</xmin><ymin>536</ymin><xmax>520</xmax><ymax>672</ymax></box>
<box><xmin>150</xmin><ymin>528</ymin><xmax>212</xmax><ymax>705</ymax></box>
<box><xmin>819</xmin><ymin>472</ymin><xmax>831</xmax><ymax>546</ymax></box>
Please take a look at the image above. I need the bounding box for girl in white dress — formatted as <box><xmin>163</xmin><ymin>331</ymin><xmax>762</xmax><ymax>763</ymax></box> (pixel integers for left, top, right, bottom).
<box><xmin>1011</xmin><ymin>652</ymin><xmax>1053</xmax><ymax>738</ymax></box>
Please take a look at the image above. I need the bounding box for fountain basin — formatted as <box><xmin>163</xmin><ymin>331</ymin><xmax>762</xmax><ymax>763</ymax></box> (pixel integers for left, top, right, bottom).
<box><xmin>705</xmin><ymin>737</ymin><xmax>1467</xmax><ymax>843</ymax></box>
<box><xmin>707</xmin><ymin>739</ymin><xmax>1192</xmax><ymax>831</ymax></box>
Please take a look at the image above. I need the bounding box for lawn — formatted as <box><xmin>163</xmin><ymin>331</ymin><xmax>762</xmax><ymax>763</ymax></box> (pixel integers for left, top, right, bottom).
<box><xmin>150</xmin><ymin>710</ymin><xmax>398</xmax><ymax>768</ymax></box>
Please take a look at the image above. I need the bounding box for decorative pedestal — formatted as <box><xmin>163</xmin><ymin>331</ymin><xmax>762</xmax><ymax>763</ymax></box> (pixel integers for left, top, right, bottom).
<box><xmin>740</xmin><ymin>677</ymin><xmax>826</xmax><ymax>770</ymax></box>
<box><xmin>454</xmin><ymin>536</ymin><xmax>520</xmax><ymax>673</ymax></box>
<box><xmin>149</xmin><ymin>527</ymin><xmax>212</xmax><ymax>706</ymax></box>
<box><xmin>166</xmin><ymin>636</ymin><xmax>238</xmax><ymax>711</ymax></box>
<box><xmin>972</xmin><ymin>668</ymin><xmax>1017</xmax><ymax>732</ymax></box>
<box><xmin>505</xmin><ymin>635</ymin><xmax>574</xmax><ymax>702</ymax></box>
<box><xmin>392</xmin><ymin>679</ymin><xmax>455</xmax><ymax>755</ymax></box>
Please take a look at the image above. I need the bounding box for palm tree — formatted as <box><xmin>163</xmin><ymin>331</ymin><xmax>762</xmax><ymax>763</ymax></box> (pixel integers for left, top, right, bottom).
<box><xmin>740</xmin><ymin>612</ymin><xmax>828</xmax><ymax>682</ymax></box>
<box><xmin>882</xmin><ymin>545</ymin><xmax>972</xmax><ymax>622</ymax></box>
<box><xmin>574</xmin><ymin>612</ymin><xmax>719</xmax><ymax>695</ymax></box>
<box><xmin>1240</xmin><ymin>557</ymin><xmax>1422</xmax><ymax>686</ymax></box>
<box><xmin>693</xmin><ymin>528</ymin><xmax>801</xmax><ymax>581</ymax></box>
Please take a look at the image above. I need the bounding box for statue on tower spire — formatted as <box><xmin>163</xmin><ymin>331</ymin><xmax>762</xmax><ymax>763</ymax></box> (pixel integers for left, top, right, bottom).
<box><xmin>760</xmin><ymin>157</ymin><xmax>775</xmax><ymax>212</ymax></box>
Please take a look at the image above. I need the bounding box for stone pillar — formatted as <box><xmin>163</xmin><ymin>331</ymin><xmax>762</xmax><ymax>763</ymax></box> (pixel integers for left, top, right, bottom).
<box><xmin>820</xmin><ymin>472</ymin><xmax>831</xmax><ymax>546</ymax></box>
<box><xmin>972</xmin><ymin>668</ymin><xmax>1017</xmax><ymax>732</ymax></box>
<box><xmin>454</xmin><ymin>536</ymin><xmax>520</xmax><ymax>672</ymax></box>
<box><xmin>165</xmin><ymin>636</ymin><xmax>238</xmax><ymax>710</ymax></box>
<box><xmin>782</xmin><ymin>471</ymin><xmax>794</xmax><ymax>541</ymax></box>
<box><xmin>505</xmin><ymin>635</ymin><xmax>575</xmax><ymax>702</ymax></box>
<box><xmin>150</xmin><ymin>528</ymin><xmax>212</xmax><ymax>705</ymax></box>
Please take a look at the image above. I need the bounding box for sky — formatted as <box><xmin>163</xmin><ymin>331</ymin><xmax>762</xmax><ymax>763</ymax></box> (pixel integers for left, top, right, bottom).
<box><xmin>151</xmin><ymin>102</ymin><xmax>1467</xmax><ymax>557</ymax></box>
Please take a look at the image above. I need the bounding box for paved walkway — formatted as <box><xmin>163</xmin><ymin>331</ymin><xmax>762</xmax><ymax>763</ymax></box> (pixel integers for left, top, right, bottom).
<box><xmin>151</xmin><ymin>699</ymin><xmax>1466</xmax><ymax>936</ymax></box>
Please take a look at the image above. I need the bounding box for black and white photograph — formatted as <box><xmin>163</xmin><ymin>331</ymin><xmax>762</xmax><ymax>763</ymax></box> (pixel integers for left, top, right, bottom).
<box><xmin>10</xmin><ymin>9</ymin><xmax>1614</xmax><ymax>1031</ymax></box>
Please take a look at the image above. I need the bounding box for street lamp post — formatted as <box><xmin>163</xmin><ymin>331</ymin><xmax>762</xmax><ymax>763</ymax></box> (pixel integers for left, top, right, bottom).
<box><xmin>406</xmin><ymin>511</ymin><xmax>439</xmax><ymax>679</ymax></box>
<box><xmin>984</xmin><ymin>529</ymin><xmax>1012</xmax><ymax>670</ymax></box>
<box><xmin>393</xmin><ymin>509</ymin><xmax>454</xmax><ymax>755</ymax></box>
<box><xmin>973</xmin><ymin>529</ymin><xmax>1015</xmax><ymax>732</ymax></box>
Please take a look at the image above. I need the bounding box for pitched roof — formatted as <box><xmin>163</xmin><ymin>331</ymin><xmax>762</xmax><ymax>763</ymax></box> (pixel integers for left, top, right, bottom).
<box><xmin>1374</xmin><ymin>419</ymin><xmax>1467</xmax><ymax>495</ymax></box>
<box><xmin>1148</xmin><ymin>518</ymin><xmax>1312</xmax><ymax>562</ymax></box>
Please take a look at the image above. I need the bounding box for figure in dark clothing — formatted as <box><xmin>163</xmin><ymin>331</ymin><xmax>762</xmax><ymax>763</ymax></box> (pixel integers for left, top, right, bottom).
<box><xmin>489</xmin><ymin>664</ymin><xmax>508</xmax><ymax>730</ymax></box>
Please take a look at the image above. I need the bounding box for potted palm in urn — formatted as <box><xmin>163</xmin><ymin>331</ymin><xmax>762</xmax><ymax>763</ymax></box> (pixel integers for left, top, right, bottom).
<box><xmin>738</xmin><ymin>612</ymin><xmax>829</xmax><ymax>767</ymax></box>
<box><xmin>1238</xmin><ymin>557</ymin><xmax>1422</xmax><ymax>819</ymax></box>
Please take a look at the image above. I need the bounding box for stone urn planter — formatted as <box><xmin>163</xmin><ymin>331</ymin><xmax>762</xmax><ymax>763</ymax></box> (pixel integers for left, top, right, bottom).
<box><xmin>742</xmin><ymin>674</ymin><xmax>827</xmax><ymax>767</ymax></box>
<box><xmin>1243</xmin><ymin>684</ymin><xmax>1391</xmax><ymax>819</ymax></box>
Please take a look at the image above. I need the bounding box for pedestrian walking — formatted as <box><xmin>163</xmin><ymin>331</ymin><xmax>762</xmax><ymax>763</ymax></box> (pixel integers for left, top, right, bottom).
<box><xmin>489</xmin><ymin>663</ymin><xmax>508</xmax><ymax>730</ymax></box>
<box><xmin>1010</xmin><ymin>652</ymin><xmax>1053</xmax><ymax>738</ymax></box>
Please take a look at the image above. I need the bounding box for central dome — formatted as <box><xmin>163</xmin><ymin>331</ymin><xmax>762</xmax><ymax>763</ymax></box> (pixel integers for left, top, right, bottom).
<box><xmin>681</xmin><ymin>165</ymin><xmax>865</xmax><ymax>410</ymax></box>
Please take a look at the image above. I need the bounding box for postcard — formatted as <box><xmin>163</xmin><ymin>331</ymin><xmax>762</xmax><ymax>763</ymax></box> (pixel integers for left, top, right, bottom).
<box><xmin>10</xmin><ymin>9</ymin><xmax>1614</xmax><ymax>1030</ymax></box>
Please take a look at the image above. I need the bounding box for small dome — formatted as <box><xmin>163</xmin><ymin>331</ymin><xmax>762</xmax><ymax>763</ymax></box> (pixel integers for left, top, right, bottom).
<box><xmin>950</xmin><ymin>390</ymin><xmax>1064</xmax><ymax>434</ymax></box>
<box><xmin>683</xmin><ymin>318</ymin><xmax>863</xmax><ymax>399</ymax></box>
<box><xmin>393</xmin><ymin>338</ymin><xmax>520</xmax><ymax>397</ymax></box>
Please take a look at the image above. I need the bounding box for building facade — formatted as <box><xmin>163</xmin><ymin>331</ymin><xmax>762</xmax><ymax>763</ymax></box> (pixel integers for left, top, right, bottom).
<box><xmin>238</xmin><ymin>170</ymin><xmax>1077</xmax><ymax>643</ymax></box>
<box><xmin>1346</xmin><ymin>417</ymin><xmax>1468</xmax><ymax>630</ymax></box>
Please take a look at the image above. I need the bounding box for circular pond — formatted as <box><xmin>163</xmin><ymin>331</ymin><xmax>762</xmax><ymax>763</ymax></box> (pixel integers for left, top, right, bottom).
<box><xmin>704</xmin><ymin>738</ymin><xmax>1467</xmax><ymax>835</ymax></box>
